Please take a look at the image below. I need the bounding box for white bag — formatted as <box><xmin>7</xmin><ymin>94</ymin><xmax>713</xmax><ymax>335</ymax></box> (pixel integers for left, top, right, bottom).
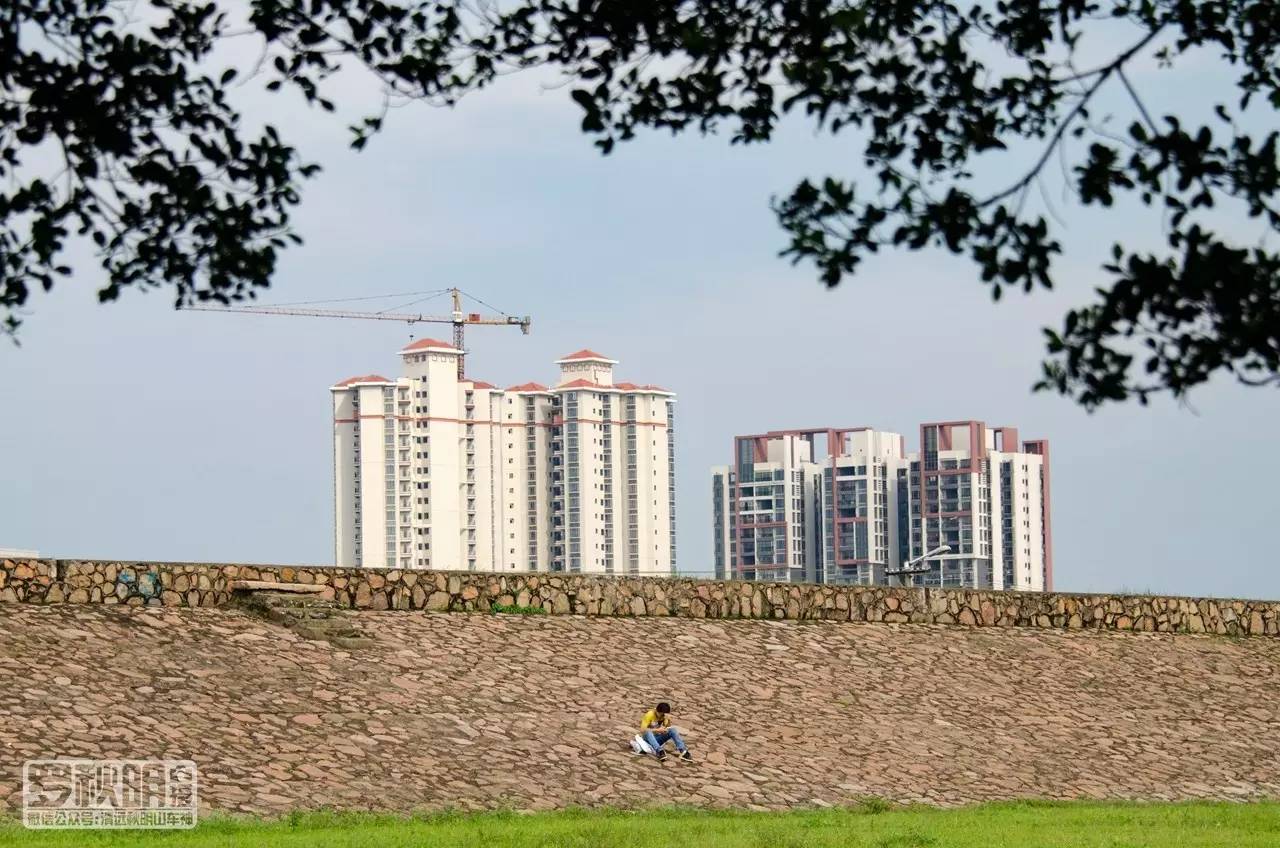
<box><xmin>630</xmin><ymin>734</ymin><xmax>655</xmax><ymax>755</ymax></box>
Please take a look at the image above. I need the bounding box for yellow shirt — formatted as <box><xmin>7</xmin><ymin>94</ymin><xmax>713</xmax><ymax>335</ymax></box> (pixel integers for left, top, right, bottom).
<box><xmin>640</xmin><ymin>710</ymin><xmax>670</xmax><ymax>732</ymax></box>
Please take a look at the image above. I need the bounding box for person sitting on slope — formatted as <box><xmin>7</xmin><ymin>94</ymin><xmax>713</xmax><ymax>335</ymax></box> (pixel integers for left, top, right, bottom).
<box><xmin>639</xmin><ymin>701</ymin><xmax>692</xmax><ymax>761</ymax></box>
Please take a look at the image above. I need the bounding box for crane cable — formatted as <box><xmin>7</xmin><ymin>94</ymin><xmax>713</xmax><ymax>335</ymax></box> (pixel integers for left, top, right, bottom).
<box><xmin>374</xmin><ymin>290</ymin><xmax>453</xmax><ymax>315</ymax></box>
<box><xmin>456</xmin><ymin>288</ymin><xmax>514</xmax><ymax>318</ymax></box>
<box><xmin>257</xmin><ymin>288</ymin><xmax>451</xmax><ymax>308</ymax></box>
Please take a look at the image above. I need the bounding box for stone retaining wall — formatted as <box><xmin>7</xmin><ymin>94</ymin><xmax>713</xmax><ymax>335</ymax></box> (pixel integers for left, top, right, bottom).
<box><xmin>1</xmin><ymin>558</ymin><xmax>1277</xmax><ymax>636</ymax></box>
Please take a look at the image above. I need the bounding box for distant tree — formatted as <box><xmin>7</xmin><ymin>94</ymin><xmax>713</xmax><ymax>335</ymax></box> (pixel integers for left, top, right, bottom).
<box><xmin>3</xmin><ymin>1</ymin><xmax>1278</xmax><ymax>408</ymax></box>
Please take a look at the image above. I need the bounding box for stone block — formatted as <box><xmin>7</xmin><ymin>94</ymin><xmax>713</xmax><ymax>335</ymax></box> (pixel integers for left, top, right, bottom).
<box><xmin>354</xmin><ymin>583</ymin><xmax>373</xmax><ymax>608</ymax></box>
<box><xmin>332</xmin><ymin>636</ymin><xmax>376</xmax><ymax>650</ymax></box>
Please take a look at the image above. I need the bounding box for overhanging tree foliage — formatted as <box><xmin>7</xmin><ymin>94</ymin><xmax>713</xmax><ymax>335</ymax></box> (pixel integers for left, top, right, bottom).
<box><xmin>3</xmin><ymin>0</ymin><xmax>1278</xmax><ymax>408</ymax></box>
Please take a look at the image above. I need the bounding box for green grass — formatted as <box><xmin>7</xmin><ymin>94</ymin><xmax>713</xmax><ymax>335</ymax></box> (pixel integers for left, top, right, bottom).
<box><xmin>2</xmin><ymin>802</ymin><xmax>1277</xmax><ymax>847</ymax></box>
<box><xmin>489</xmin><ymin>602</ymin><xmax>548</xmax><ymax>615</ymax></box>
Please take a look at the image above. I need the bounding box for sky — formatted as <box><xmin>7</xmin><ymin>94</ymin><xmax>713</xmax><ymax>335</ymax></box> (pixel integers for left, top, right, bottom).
<box><xmin>3</xmin><ymin>20</ymin><xmax>1278</xmax><ymax>600</ymax></box>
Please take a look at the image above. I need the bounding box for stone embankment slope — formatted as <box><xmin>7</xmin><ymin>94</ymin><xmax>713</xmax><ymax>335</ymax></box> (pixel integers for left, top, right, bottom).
<box><xmin>0</xmin><ymin>604</ymin><xmax>1277</xmax><ymax>815</ymax></box>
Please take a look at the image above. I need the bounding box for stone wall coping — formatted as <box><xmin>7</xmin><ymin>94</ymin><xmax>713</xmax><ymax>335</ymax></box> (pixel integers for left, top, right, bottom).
<box><xmin>230</xmin><ymin>580</ymin><xmax>327</xmax><ymax>594</ymax></box>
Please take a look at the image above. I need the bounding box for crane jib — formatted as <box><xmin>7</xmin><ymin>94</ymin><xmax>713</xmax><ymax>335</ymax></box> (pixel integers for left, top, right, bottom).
<box><xmin>181</xmin><ymin>297</ymin><xmax>532</xmax><ymax>379</ymax></box>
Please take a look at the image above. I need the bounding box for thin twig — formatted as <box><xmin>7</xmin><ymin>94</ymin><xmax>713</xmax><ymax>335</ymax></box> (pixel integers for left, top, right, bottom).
<box><xmin>1117</xmin><ymin>66</ymin><xmax>1157</xmax><ymax>134</ymax></box>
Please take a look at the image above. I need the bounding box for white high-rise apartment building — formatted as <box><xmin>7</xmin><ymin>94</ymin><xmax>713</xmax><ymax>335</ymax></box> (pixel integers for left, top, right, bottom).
<box><xmin>333</xmin><ymin>343</ymin><xmax>676</xmax><ymax>574</ymax></box>
<box><xmin>713</xmin><ymin>421</ymin><xmax>1053</xmax><ymax>591</ymax></box>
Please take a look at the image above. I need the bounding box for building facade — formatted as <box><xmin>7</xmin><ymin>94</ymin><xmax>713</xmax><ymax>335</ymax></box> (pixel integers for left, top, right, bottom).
<box><xmin>712</xmin><ymin>429</ymin><xmax>908</xmax><ymax>586</ymax></box>
<box><xmin>713</xmin><ymin>421</ymin><xmax>1052</xmax><ymax>591</ymax></box>
<box><xmin>333</xmin><ymin>344</ymin><xmax>676</xmax><ymax>574</ymax></box>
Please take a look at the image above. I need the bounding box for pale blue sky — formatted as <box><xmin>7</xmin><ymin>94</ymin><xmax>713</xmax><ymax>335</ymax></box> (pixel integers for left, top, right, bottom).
<box><xmin>3</xmin><ymin>33</ymin><xmax>1278</xmax><ymax>599</ymax></box>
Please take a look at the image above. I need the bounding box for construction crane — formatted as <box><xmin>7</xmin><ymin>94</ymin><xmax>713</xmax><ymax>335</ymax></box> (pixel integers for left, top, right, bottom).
<box><xmin>184</xmin><ymin>287</ymin><xmax>531</xmax><ymax>379</ymax></box>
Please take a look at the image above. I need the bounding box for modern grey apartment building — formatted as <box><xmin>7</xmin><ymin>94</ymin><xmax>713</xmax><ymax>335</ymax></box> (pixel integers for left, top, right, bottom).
<box><xmin>712</xmin><ymin>421</ymin><xmax>1052</xmax><ymax>591</ymax></box>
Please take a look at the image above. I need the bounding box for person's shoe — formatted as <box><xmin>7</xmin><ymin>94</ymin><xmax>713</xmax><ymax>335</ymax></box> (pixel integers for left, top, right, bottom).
<box><xmin>654</xmin><ymin>750</ymin><xmax>668</xmax><ymax>761</ymax></box>
<box><xmin>679</xmin><ymin>750</ymin><xmax>693</xmax><ymax>762</ymax></box>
